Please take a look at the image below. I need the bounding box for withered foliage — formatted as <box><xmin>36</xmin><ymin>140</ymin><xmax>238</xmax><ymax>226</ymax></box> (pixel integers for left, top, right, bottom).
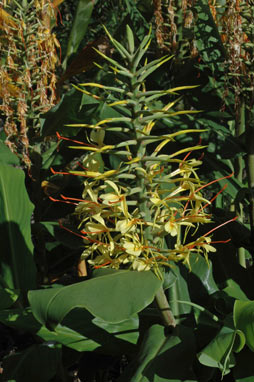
<box><xmin>0</xmin><ymin>0</ymin><xmax>60</xmax><ymax>167</ymax></box>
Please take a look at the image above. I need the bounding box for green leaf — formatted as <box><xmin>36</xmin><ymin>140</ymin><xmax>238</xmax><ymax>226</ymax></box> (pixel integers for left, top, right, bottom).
<box><xmin>48</xmin><ymin>308</ymin><xmax>139</xmax><ymax>353</ymax></box>
<box><xmin>234</xmin><ymin>300</ymin><xmax>254</xmax><ymax>351</ymax></box>
<box><xmin>167</xmin><ymin>263</ymin><xmax>192</xmax><ymax>320</ymax></box>
<box><xmin>223</xmin><ymin>279</ymin><xmax>249</xmax><ymax>301</ymax></box>
<box><xmin>198</xmin><ymin>325</ymin><xmax>243</xmax><ymax>376</ymax></box>
<box><xmin>1</xmin><ymin>344</ymin><xmax>62</xmax><ymax>382</ymax></box>
<box><xmin>0</xmin><ymin>141</ymin><xmax>20</xmax><ymax>165</ymax></box>
<box><xmin>41</xmin><ymin>88</ymin><xmax>97</xmax><ymax>137</ymax></box>
<box><xmin>103</xmin><ymin>25</ymin><xmax>132</xmax><ymax>60</ymax></box>
<box><xmin>118</xmin><ymin>324</ymin><xmax>196</xmax><ymax>382</ymax></box>
<box><xmin>63</xmin><ymin>0</ymin><xmax>94</xmax><ymax>68</ymax></box>
<box><xmin>194</xmin><ymin>0</ymin><xmax>226</xmax><ymax>69</ymax></box>
<box><xmin>0</xmin><ymin>288</ymin><xmax>19</xmax><ymax>309</ymax></box>
<box><xmin>187</xmin><ymin>253</ymin><xmax>219</xmax><ymax>296</ymax></box>
<box><xmin>126</xmin><ymin>24</ymin><xmax>135</xmax><ymax>54</ymax></box>
<box><xmin>0</xmin><ymin>164</ymin><xmax>36</xmax><ymax>292</ymax></box>
<box><xmin>0</xmin><ymin>307</ymin><xmax>138</xmax><ymax>354</ymax></box>
<box><xmin>28</xmin><ymin>270</ymin><xmax>162</xmax><ymax>326</ymax></box>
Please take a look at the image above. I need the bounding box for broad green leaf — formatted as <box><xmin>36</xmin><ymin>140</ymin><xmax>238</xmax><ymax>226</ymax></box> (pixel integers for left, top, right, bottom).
<box><xmin>63</xmin><ymin>0</ymin><xmax>94</xmax><ymax>67</ymax></box>
<box><xmin>118</xmin><ymin>324</ymin><xmax>196</xmax><ymax>382</ymax></box>
<box><xmin>0</xmin><ymin>164</ymin><xmax>36</xmax><ymax>292</ymax></box>
<box><xmin>1</xmin><ymin>344</ymin><xmax>61</xmax><ymax>382</ymax></box>
<box><xmin>0</xmin><ymin>141</ymin><xmax>20</xmax><ymax>165</ymax></box>
<box><xmin>223</xmin><ymin>279</ymin><xmax>249</xmax><ymax>301</ymax></box>
<box><xmin>187</xmin><ymin>253</ymin><xmax>219</xmax><ymax>296</ymax></box>
<box><xmin>198</xmin><ymin>325</ymin><xmax>243</xmax><ymax>376</ymax></box>
<box><xmin>162</xmin><ymin>268</ymin><xmax>177</xmax><ymax>291</ymax></box>
<box><xmin>28</xmin><ymin>270</ymin><xmax>162</xmax><ymax>325</ymax></box>
<box><xmin>234</xmin><ymin>300</ymin><xmax>254</xmax><ymax>351</ymax></box>
<box><xmin>0</xmin><ymin>307</ymin><xmax>138</xmax><ymax>354</ymax></box>
<box><xmin>167</xmin><ymin>263</ymin><xmax>192</xmax><ymax>320</ymax></box>
<box><xmin>0</xmin><ymin>288</ymin><xmax>19</xmax><ymax>309</ymax></box>
<box><xmin>48</xmin><ymin>308</ymin><xmax>139</xmax><ymax>353</ymax></box>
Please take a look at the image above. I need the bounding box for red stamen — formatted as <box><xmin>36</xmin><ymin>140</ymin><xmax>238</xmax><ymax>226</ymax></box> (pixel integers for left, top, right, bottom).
<box><xmin>186</xmin><ymin>237</ymin><xmax>232</xmax><ymax>250</ymax></box>
<box><xmin>203</xmin><ymin>216</ymin><xmax>238</xmax><ymax>237</ymax></box>
<box><xmin>183</xmin><ymin>151</ymin><xmax>192</xmax><ymax>162</ymax></box>
<box><xmin>59</xmin><ymin>222</ymin><xmax>87</xmax><ymax>240</ymax></box>
<box><xmin>55</xmin><ymin>6</ymin><xmax>63</xmax><ymax>26</ymax></box>
<box><xmin>77</xmin><ymin>162</ymin><xmax>88</xmax><ymax>170</ymax></box>
<box><xmin>196</xmin><ymin>172</ymin><xmax>233</xmax><ymax>194</ymax></box>
<box><xmin>183</xmin><ymin>173</ymin><xmax>233</xmax><ymax>214</ymax></box>
<box><xmin>210</xmin><ymin>239</ymin><xmax>231</xmax><ymax>244</ymax></box>
<box><xmin>56</xmin><ymin>132</ymin><xmax>88</xmax><ymax>145</ymax></box>
<box><xmin>94</xmin><ymin>261</ymin><xmax>112</xmax><ymax>269</ymax></box>
<box><xmin>49</xmin><ymin>195</ymin><xmax>78</xmax><ymax>205</ymax></box>
<box><xmin>60</xmin><ymin>194</ymin><xmax>85</xmax><ymax>202</ymax></box>
<box><xmin>198</xmin><ymin>152</ymin><xmax>204</xmax><ymax>161</ymax></box>
<box><xmin>199</xmin><ymin>184</ymin><xmax>228</xmax><ymax>211</ymax></box>
<box><xmin>50</xmin><ymin>167</ymin><xmax>70</xmax><ymax>175</ymax></box>
<box><xmin>80</xmin><ymin>231</ymin><xmax>108</xmax><ymax>245</ymax></box>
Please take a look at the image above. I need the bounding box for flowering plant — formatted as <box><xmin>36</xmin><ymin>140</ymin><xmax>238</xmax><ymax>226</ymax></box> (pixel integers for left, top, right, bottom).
<box><xmin>48</xmin><ymin>25</ymin><xmax>237</xmax><ymax>330</ymax></box>
<box><xmin>54</xmin><ymin>25</ymin><xmax>233</xmax><ymax>279</ymax></box>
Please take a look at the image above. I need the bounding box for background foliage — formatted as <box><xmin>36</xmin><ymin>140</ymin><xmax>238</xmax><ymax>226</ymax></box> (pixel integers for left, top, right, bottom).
<box><xmin>0</xmin><ymin>0</ymin><xmax>254</xmax><ymax>381</ymax></box>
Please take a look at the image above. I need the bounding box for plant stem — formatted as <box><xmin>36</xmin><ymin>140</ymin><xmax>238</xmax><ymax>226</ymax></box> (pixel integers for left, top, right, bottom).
<box><xmin>236</xmin><ymin>99</ymin><xmax>246</xmax><ymax>267</ymax></box>
<box><xmin>155</xmin><ymin>286</ymin><xmax>176</xmax><ymax>328</ymax></box>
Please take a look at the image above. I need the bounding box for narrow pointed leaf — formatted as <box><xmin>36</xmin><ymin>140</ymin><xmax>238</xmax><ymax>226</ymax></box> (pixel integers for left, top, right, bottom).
<box><xmin>63</xmin><ymin>0</ymin><xmax>94</xmax><ymax>67</ymax></box>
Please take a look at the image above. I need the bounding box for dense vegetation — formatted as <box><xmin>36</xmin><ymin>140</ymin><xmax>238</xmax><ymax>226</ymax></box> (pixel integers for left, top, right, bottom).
<box><xmin>0</xmin><ymin>1</ymin><xmax>254</xmax><ymax>381</ymax></box>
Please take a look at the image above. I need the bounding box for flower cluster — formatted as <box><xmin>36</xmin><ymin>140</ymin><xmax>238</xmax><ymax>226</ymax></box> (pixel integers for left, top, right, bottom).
<box><xmin>49</xmin><ymin>25</ymin><xmax>236</xmax><ymax>277</ymax></box>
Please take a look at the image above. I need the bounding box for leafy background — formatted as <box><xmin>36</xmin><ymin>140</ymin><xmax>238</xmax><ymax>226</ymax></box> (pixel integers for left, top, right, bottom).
<box><xmin>1</xmin><ymin>0</ymin><xmax>254</xmax><ymax>381</ymax></box>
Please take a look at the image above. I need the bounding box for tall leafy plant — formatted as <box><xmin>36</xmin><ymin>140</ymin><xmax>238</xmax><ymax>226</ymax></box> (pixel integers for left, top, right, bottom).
<box><xmin>34</xmin><ymin>25</ymin><xmax>235</xmax><ymax>332</ymax></box>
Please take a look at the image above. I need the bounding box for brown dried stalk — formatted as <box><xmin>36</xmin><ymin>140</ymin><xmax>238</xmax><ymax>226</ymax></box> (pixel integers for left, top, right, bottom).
<box><xmin>0</xmin><ymin>0</ymin><xmax>60</xmax><ymax>168</ymax></box>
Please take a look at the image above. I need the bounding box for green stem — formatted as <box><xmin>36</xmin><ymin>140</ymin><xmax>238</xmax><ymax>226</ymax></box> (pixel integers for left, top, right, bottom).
<box><xmin>245</xmin><ymin>115</ymin><xmax>254</xmax><ymax>249</ymax></box>
<box><xmin>155</xmin><ymin>286</ymin><xmax>176</xmax><ymax>328</ymax></box>
<box><xmin>236</xmin><ymin>99</ymin><xmax>246</xmax><ymax>267</ymax></box>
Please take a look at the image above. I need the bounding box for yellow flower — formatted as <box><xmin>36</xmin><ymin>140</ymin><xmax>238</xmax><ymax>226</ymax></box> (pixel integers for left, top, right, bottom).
<box><xmin>85</xmin><ymin>222</ymin><xmax>109</xmax><ymax>235</ymax></box>
<box><xmin>115</xmin><ymin>219</ymin><xmax>136</xmax><ymax>234</ymax></box>
<box><xmin>164</xmin><ymin>220</ymin><xmax>178</xmax><ymax>236</ymax></box>
<box><xmin>132</xmin><ymin>259</ymin><xmax>151</xmax><ymax>271</ymax></box>
<box><xmin>122</xmin><ymin>241</ymin><xmax>142</xmax><ymax>256</ymax></box>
